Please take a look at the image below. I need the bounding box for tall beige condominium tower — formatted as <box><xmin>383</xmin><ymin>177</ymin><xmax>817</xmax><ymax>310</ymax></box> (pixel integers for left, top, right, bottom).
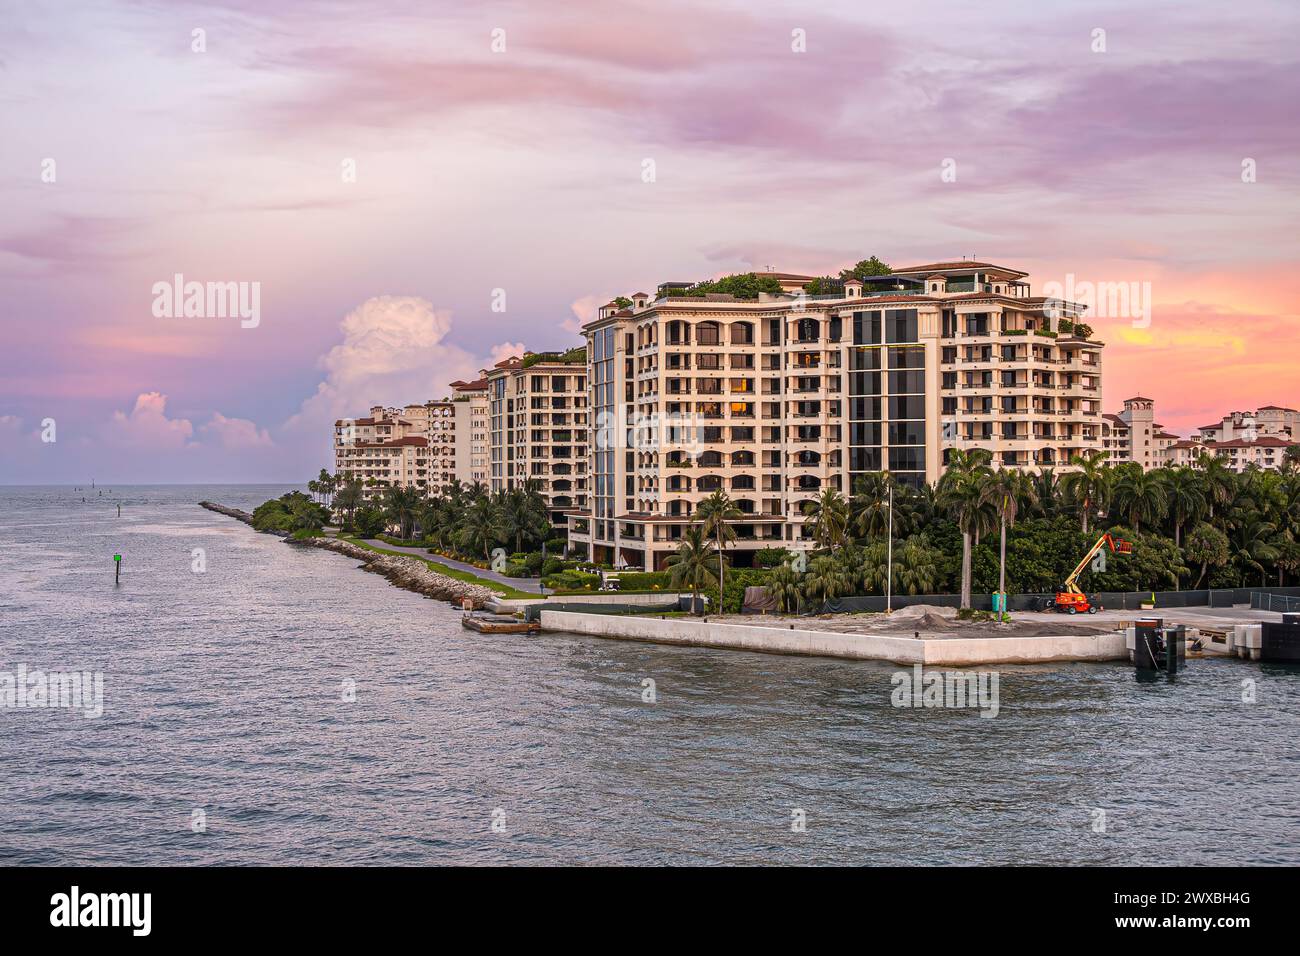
<box><xmin>570</xmin><ymin>261</ymin><xmax>1105</xmax><ymax>571</ymax></box>
<box><xmin>485</xmin><ymin>349</ymin><xmax>590</xmax><ymax>533</ymax></box>
<box><xmin>449</xmin><ymin>376</ymin><xmax>491</xmax><ymax>487</ymax></box>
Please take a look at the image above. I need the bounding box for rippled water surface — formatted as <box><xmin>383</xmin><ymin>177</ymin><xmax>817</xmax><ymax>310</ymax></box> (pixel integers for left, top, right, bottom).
<box><xmin>1</xmin><ymin>485</ymin><xmax>1296</xmax><ymax>865</ymax></box>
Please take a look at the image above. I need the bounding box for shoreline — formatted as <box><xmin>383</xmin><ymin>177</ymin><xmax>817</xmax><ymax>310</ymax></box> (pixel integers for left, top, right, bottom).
<box><xmin>199</xmin><ymin>501</ymin><xmax>497</xmax><ymax>608</ymax></box>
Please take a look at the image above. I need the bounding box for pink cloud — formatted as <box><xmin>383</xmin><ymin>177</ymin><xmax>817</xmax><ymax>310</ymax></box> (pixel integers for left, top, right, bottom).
<box><xmin>201</xmin><ymin>413</ymin><xmax>273</xmax><ymax>449</ymax></box>
<box><xmin>105</xmin><ymin>392</ymin><xmax>195</xmax><ymax>449</ymax></box>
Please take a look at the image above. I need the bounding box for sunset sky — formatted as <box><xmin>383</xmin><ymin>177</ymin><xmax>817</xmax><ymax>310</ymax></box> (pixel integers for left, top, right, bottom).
<box><xmin>2</xmin><ymin>0</ymin><xmax>1298</xmax><ymax>483</ymax></box>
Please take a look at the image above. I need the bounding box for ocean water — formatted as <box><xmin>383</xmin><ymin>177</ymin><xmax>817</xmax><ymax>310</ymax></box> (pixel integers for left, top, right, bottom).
<box><xmin>0</xmin><ymin>484</ymin><xmax>1296</xmax><ymax>865</ymax></box>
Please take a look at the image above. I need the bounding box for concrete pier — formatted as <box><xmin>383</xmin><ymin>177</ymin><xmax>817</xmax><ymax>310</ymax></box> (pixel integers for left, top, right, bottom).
<box><xmin>540</xmin><ymin>610</ymin><xmax>1128</xmax><ymax>665</ymax></box>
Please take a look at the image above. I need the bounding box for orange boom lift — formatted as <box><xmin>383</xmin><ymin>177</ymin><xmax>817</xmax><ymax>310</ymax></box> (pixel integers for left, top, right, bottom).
<box><xmin>1054</xmin><ymin>532</ymin><xmax>1133</xmax><ymax>614</ymax></box>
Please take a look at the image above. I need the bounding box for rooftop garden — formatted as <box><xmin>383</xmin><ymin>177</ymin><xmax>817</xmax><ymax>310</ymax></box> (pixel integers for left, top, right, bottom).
<box><xmin>662</xmin><ymin>272</ymin><xmax>785</xmax><ymax>299</ymax></box>
<box><xmin>522</xmin><ymin>346</ymin><xmax>587</xmax><ymax>368</ymax></box>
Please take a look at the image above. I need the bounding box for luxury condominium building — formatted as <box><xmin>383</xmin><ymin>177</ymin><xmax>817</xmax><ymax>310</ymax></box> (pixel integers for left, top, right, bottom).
<box><xmin>1101</xmin><ymin>396</ymin><xmax>1180</xmax><ymax>469</ymax></box>
<box><xmin>570</xmin><ymin>260</ymin><xmax>1106</xmax><ymax>571</ymax></box>
<box><xmin>485</xmin><ymin>349</ymin><xmax>590</xmax><ymax>530</ymax></box>
<box><xmin>332</xmin><ymin>401</ymin><xmax>461</xmax><ymax>495</ymax></box>
<box><xmin>1102</xmin><ymin>400</ymin><xmax>1300</xmax><ymax>472</ymax></box>
<box><xmin>449</xmin><ymin>376</ymin><xmax>491</xmax><ymax>486</ymax></box>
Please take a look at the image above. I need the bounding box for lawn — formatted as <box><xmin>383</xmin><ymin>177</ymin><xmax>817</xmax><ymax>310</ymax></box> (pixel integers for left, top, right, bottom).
<box><xmin>339</xmin><ymin>536</ymin><xmax>541</xmax><ymax>601</ymax></box>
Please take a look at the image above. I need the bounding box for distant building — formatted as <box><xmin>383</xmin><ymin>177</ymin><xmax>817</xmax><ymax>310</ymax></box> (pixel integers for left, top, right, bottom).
<box><xmin>333</xmin><ymin>402</ymin><xmax>460</xmax><ymax>496</ymax></box>
<box><xmin>1102</xmin><ymin>397</ymin><xmax>1180</xmax><ymax>469</ymax></box>
<box><xmin>1104</xmin><ymin>400</ymin><xmax>1300</xmax><ymax>473</ymax></box>
<box><xmin>449</xmin><ymin>377</ymin><xmax>490</xmax><ymax>487</ymax></box>
<box><xmin>1197</xmin><ymin>407</ymin><xmax>1300</xmax><ymax>444</ymax></box>
<box><xmin>485</xmin><ymin>349</ymin><xmax>590</xmax><ymax>531</ymax></box>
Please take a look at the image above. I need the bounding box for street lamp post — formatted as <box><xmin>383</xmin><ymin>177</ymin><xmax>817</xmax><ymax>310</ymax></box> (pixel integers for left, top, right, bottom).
<box><xmin>885</xmin><ymin>484</ymin><xmax>893</xmax><ymax>614</ymax></box>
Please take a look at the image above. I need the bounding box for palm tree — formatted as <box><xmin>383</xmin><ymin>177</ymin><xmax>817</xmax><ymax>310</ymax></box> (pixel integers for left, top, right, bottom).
<box><xmin>290</xmin><ymin>497</ymin><xmax>325</xmax><ymax>534</ymax></box>
<box><xmin>334</xmin><ymin>479</ymin><xmax>363</xmax><ymax>530</ymax></box>
<box><xmin>498</xmin><ymin>480</ymin><xmax>549</xmax><ymax>553</ymax></box>
<box><xmin>988</xmin><ymin>468</ymin><xmax>1037</xmax><ymax>614</ymax></box>
<box><xmin>457</xmin><ymin>495</ymin><xmax>500</xmax><ymax>561</ymax></box>
<box><xmin>893</xmin><ymin>535</ymin><xmax>940</xmax><ymax>595</ymax></box>
<box><xmin>802</xmin><ymin>555</ymin><xmax>850</xmax><ymax>608</ymax></box>
<box><xmin>382</xmin><ymin>485</ymin><xmax>423</xmax><ymax>539</ymax></box>
<box><xmin>1231</xmin><ymin>514</ymin><xmax>1280</xmax><ymax>586</ymax></box>
<box><xmin>1063</xmin><ymin>450</ymin><xmax>1110</xmax><ymax>534</ymax></box>
<box><xmin>317</xmin><ymin>468</ymin><xmax>336</xmax><ymax>508</ymax></box>
<box><xmin>1163</xmin><ymin>467</ymin><xmax>1206</xmax><ymax>546</ymax></box>
<box><xmin>1198</xmin><ymin>454</ymin><xmax>1237</xmax><ymax>525</ymax></box>
<box><xmin>849</xmin><ymin>472</ymin><xmax>893</xmax><ymax>538</ymax></box>
<box><xmin>666</xmin><ymin>525</ymin><xmax>720</xmax><ymax>615</ymax></box>
<box><xmin>1032</xmin><ymin>467</ymin><xmax>1060</xmax><ymax>519</ymax></box>
<box><xmin>857</xmin><ymin>540</ymin><xmax>891</xmax><ymax>594</ymax></box>
<box><xmin>893</xmin><ymin>482</ymin><xmax>935</xmax><ymax>538</ymax></box>
<box><xmin>802</xmin><ymin>487</ymin><xmax>849</xmax><ymax>551</ymax></box>
<box><xmin>1185</xmin><ymin>522</ymin><xmax>1230</xmax><ymax>588</ymax></box>
<box><xmin>765</xmin><ymin>563</ymin><xmax>803</xmax><ymax>613</ymax></box>
<box><xmin>695</xmin><ymin>490</ymin><xmax>741</xmax><ymax>604</ymax></box>
<box><xmin>1111</xmin><ymin>467</ymin><xmax>1167</xmax><ymax>535</ymax></box>
<box><xmin>937</xmin><ymin>449</ymin><xmax>994</xmax><ymax>609</ymax></box>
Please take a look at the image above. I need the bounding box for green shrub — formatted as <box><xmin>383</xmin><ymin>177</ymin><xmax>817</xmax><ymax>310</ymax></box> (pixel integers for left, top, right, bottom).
<box><xmin>543</xmin><ymin>569</ymin><xmax>601</xmax><ymax>590</ymax></box>
<box><xmin>614</xmin><ymin>571</ymin><xmax>671</xmax><ymax>590</ymax></box>
<box><xmin>754</xmin><ymin>547</ymin><xmax>791</xmax><ymax>569</ymax></box>
<box><xmin>352</xmin><ymin>507</ymin><xmax>387</xmax><ymax>538</ymax></box>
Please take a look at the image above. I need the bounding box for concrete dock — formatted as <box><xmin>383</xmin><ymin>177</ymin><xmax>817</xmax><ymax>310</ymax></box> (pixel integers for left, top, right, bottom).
<box><xmin>540</xmin><ymin>609</ymin><xmax>1128</xmax><ymax>665</ymax></box>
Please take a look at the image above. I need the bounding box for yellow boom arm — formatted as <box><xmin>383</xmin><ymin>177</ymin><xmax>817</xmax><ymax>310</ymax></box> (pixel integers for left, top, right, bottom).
<box><xmin>1062</xmin><ymin>532</ymin><xmax>1131</xmax><ymax>595</ymax></box>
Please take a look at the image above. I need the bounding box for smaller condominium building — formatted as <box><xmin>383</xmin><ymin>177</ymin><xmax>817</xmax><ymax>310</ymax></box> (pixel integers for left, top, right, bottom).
<box><xmin>1110</xmin><ymin>401</ymin><xmax>1300</xmax><ymax>473</ymax></box>
<box><xmin>1101</xmin><ymin>397</ymin><xmax>1180</xmax><ymax>469</ymax></box>
<box><xmin>449</xmin><ymin>377</ymin><xmax>491</xmax><ymax>486</ymax></box>
<box><xmin>486</xmin><ymin>349</ymin><xmax>590</xmax><ymax>529</ymax></box>
<box><xmin>1197</xmin><ymin>406</ymin><xmax>1300</xmax><ymax>444</ymax></box>
<box><xmin>333</xmin><ymin>400</ymin><xmax>470</xmax><ymax>495</ymax></box>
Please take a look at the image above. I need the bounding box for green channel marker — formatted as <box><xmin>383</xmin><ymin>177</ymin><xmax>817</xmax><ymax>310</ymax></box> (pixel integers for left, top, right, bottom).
<box><xmin>114</xmin><ymin>553</ymin><xmax>121</xmax><ymax>585</ymax></box>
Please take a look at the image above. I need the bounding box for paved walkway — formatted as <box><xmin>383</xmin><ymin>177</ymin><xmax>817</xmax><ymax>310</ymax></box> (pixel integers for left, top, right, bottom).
<box><xmin>358</xmin><ymin>539</ymin><xmax>545</xmax><ymax>594</ymax></box>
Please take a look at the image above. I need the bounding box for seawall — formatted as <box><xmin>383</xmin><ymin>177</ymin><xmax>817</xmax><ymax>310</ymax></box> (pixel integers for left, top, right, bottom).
<box><xmin>540</xmin><ymin>610</ymin><xmax>1128</xmax><ymax>665</ymax></box>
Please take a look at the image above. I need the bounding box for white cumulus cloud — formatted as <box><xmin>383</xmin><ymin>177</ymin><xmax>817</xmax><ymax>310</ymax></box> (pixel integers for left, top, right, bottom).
<box><xmin>202</xmin><ymin>413</ymin><xmax>273</xmax><ymax>449</ymax></box>
<box><xmin>105</xmin><ymin>392</ymin><xmax>195</xmax><ymax>448</ymax></box>
<box><xmin>286</xmin><ymin>295</ymin><xmax>479</xmax><ymax>432</ymax></box>
<box><xmin>489</xmin><ymin>341</ymin><xmax>527</xmax><ymax>365</ymax></box>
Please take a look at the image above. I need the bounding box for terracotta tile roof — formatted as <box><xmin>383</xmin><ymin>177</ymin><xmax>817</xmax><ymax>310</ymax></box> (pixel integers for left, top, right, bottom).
<box><xmin>1214</xmin><ymin>437</ymin><xmax>1295</xmax><ymax>448</ymax></box>
<box><xmin>450</xmin><ymin>378</ymin><xmax>488</xmax><ymax>391</ymax></box>
<box><xmin>891</xmin><ymin>260</ymin><xmax>1028</xmax><ymax>277</ymax></box>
